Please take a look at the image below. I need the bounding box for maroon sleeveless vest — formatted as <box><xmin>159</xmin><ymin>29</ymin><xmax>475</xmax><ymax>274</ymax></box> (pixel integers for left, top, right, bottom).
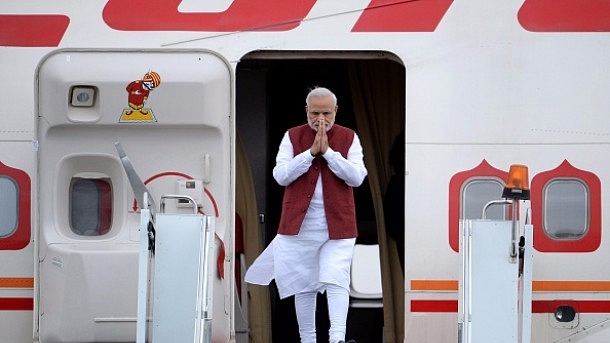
<box><xmin>277</xmin><ymin>124</ymin><xmax>358</xmax><ymax>239</ymax></box>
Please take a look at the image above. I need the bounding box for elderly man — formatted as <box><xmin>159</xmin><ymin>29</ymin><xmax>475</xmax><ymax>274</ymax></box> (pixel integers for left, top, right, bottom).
<box><xmin>246</xmin><ymin>86</ymin><xmax>367</xmax><ymax>343</ymax></box>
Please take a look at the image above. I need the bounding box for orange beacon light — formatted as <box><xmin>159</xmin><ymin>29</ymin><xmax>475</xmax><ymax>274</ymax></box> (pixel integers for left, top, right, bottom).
<box><xmin>502</xmin><ymin>164</ymin><xmax>530</xmax><ymax>200</ymax></box>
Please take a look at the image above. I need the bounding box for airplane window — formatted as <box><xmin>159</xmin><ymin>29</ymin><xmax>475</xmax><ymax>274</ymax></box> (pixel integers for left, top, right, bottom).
<box><xmin>0</xmin><ymin>177</ymin><xmax>18</xmax><ymax>238</ymax></box>
<box><xmin>531</xmin><ymin>160</ymin><xmax>600</xmax><ymax>252</ymax></box>
<box><xmin>69</xmin><ymin>177</ymin><xmax>112</xmax><ymax>236</ymax></box>
<box><xmin>461</xmin><ymin>178</ymin><xmax>507</xmax><ymax>221</ymax></box>
<box><xmin>542</xmin><ymin>179</ymin><xmax>588</xmax><ymax>239</ymax></box>
<box><xmin>449</xmin><ymin>160</ymin><xmax>509</xmax><ymax>252</ymax></box>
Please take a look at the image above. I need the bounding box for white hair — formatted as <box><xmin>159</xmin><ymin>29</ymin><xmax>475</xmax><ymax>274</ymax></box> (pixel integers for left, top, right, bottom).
<box><xmin>306</xmin><ymin>87</ymin><xmax>337</xmax><ymax>106</ymax></box>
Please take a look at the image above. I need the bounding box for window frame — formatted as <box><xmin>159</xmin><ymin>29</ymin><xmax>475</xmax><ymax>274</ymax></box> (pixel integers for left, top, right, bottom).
<box><xmin>69</xmin><ymin>177</ymin><xmax>113</xmax><ymax>237</ymax></box>
<box><xmin>531</xmin><ymin>160</ymin><xmax>601</xmax><ymax>252</ymax></box>
<box><xmin>0</xmin><ymin>161</ymin><xmax>31</xmax><ymax>250</ymax></box>
<box><xmin>448</xmin><ymin>159</ymin><xmax>508</xmax><ymax>252</ymax></box>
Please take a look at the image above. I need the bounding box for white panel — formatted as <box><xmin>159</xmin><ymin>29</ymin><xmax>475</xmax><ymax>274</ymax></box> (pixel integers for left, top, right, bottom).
<box><xmin>152</xmin><ymin>213</ymin><xmax>204</xmax><ymax>343</ymax></box>
<box><xmin>350</xmin><ymin>244</ymin><xmax>382</xmax><ymax>297</ymax></box>
<box><xmin>470</xmin><ymin>220</ymin><xmax>518</xmax><ymax>343</ymax></box>
<box><xmin>460</xmin><ymin>220</ymin><xmax>519</xmax><ymax>343</ymax></box>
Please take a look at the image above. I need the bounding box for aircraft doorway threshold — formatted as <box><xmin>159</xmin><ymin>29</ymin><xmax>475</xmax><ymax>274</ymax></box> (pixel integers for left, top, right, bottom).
<box><xmin>236</xmin><ymin>50</ymin><xmax>405</xmax><ymax>343</ymax></box>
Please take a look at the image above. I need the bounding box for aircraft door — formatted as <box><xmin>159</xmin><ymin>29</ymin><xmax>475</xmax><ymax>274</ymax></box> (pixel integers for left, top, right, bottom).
<box><xmin>36</xmin><ymin>50</ymin><xmax>233</xmax><ymax>343</ymax></box>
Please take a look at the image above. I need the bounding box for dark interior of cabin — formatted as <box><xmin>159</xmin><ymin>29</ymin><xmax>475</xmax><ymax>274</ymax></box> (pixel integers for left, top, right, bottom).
<box><xmin>236</xmin><ymin>54</ymin><xmax>403</xmax><ymax>343</ymax></box>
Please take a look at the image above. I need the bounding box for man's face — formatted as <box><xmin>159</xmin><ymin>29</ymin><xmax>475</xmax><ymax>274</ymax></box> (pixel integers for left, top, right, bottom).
<box><xmin>306</xmin><ymin>96</ymin><xmax>337</xmax><ymax>132</ymax></box>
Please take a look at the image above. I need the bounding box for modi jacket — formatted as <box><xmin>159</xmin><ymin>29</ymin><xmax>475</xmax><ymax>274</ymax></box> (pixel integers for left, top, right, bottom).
<box><xmin>277</xmin><ymin>124</ymin><xmax>358</xmax><ymax>239</ymax></box>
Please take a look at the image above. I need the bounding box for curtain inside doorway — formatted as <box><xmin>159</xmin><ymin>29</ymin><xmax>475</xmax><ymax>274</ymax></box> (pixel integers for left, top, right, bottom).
<box><xmin>237</xmin><ymin>132</ymin><xmax>273</xmax><ymax>343</ymax></box>
<box><xmin>348</xmin><ymin>59</ymin><xmax>405</xmax><ymax>343</ymax></box>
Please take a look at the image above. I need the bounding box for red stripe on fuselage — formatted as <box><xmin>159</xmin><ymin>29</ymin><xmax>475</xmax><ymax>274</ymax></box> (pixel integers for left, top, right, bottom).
<box><xmin>411</xmin><ymin>300</ymin><xmax>610</xmax><ymax>313</ymax></box>
<box><xmin>0</xmin><ymin>298</ymin><xmax>33</xmax><ymax>311</ymax></box>
<box><xmin>0</xmin><ymin>15</ymin><xmax>69</xmax><ymax>47</ymax></box>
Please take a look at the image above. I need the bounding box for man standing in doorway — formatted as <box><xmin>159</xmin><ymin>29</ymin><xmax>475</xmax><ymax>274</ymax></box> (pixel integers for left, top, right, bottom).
<box><xmin>246</xmin><ymin>86</ymin><xmax>368</xmax><ymax>343</ymax></box>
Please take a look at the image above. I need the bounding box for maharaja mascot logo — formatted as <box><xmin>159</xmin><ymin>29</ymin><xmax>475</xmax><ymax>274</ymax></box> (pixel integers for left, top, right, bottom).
<box><xmin>119</xmin><ymin>71</ymin><xmax>161</xmax><ymax>122</ymax></box>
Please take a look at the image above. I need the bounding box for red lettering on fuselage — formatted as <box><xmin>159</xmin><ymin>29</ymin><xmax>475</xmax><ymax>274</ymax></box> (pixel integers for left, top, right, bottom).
<box><xmin>103</xmin><ymin>0</ymin><xmax>454</xmax><ymax>33</ymax></box>
<box><xmin>0</xmin><ymin>15</ymin><xmax>69</xmax><ymax>47</ymax></box>
<box><xmin>102</xmin><ymin>0</ymin><xmax>317</xmax><ymax>31</ymax></box>
<box><xmin>1</xmin><ymin>1</ymin><xmax>610</xmax><ymax>47</ymax></box>
<box><xmin>352</xmin><ymin>0</ymin><xmax>453</xmax><ymax>32</ymax></box>
<box><xmin>519</xmin><ymin>0</ymin><xmax>610</xmax><ymax>32</ymax></box>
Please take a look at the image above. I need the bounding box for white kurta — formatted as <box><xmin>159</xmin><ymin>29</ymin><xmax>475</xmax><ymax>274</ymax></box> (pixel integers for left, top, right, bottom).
<box><xmin>245</xmin><ymin>129</ymin><xmax>367</xmax><ymax>299</ymax></box>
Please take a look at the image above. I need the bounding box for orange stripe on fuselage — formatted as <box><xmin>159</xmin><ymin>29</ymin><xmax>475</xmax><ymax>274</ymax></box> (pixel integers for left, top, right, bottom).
<box><xmin>411</xmin><ymin>279</ymin><xmax>610</xmax><ymax>292</ymax></box>
<box><xmin>411</xmin><ymin>279</ymin><xmax>458</xmax><ymax>291</ymax></box>
<box><xmin>533</xmin><ymin>280</ymin><xmax>610</xmax><ymax>292</ymax></box>
<box><xmin>0</xmin><ymin>277</ymin><xmax>34</xmax><ymax>289</ymax></box>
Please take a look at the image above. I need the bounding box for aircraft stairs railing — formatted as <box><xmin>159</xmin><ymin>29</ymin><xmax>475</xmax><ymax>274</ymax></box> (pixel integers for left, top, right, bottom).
<box><xmin>115</xmin><ymin>142</ymin><xmax>215</xmax><ymax>343</ymax></box>
<box><xmin>457</xmin><ymin>199</ymin><xmax>533</xmax><ymax>343</ymax></box>
<box><xmin>136</xmin><ymin>194</ymin><xmax>215</xmax><ymax>343</ymax></box>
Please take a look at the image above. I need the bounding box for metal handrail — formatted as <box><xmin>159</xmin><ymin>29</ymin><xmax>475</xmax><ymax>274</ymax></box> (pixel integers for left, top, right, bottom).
<box><xmin>160</xmin><ymin>194</ymin><xmax>198</xmax><ymax>214</ymax></box>
<box><xmin>482</xmin><ymin>199</ymin><xmax>520</xmax><ymax>260</ymax></box>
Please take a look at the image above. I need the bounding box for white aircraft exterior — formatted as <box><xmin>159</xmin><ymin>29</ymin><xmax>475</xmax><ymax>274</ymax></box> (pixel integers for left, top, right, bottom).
<box><xmin>1</xmin><ymin>0</ymin><xmax>610</xmax><ymax>342</ymax></box>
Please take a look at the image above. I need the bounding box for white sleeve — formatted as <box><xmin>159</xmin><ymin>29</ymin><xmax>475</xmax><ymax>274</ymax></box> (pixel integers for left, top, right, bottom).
<box><xmin>322</xmin><ymin>133</ymin><xmax>368</xmax><ymax>187</ymax></box>
<box><xmin>272</xmin><ymin>131</ymin><xmax>315</xmax><ymax>186</ymax></box>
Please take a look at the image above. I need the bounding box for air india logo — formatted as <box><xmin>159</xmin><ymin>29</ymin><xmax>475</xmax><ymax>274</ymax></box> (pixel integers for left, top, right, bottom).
<box><xmin>119</xmin><ymin>71</ymin><xmax>161</xmax><ymax>122</ymax></box>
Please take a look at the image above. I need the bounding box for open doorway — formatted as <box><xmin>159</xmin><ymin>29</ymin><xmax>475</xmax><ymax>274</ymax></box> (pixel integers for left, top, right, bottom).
<box><xmin>236</xmin><ymin>52</ymin><xmax>405</xmax><ymax>343</ymax></box>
